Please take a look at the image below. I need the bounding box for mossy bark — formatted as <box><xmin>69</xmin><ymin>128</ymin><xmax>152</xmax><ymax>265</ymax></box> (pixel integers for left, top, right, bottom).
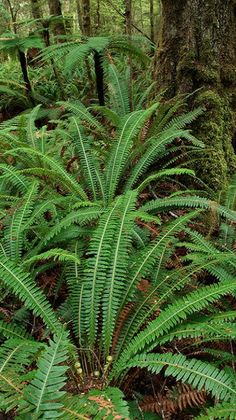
<box><xmin>155</xmin><ymin>0</ymin><xmax>236</xmax><ymax>190</ymax></box>
<box><xmin>48</xmin><ymin>0</ymin><xmax>66</xmax><ymax>38</ymax></box>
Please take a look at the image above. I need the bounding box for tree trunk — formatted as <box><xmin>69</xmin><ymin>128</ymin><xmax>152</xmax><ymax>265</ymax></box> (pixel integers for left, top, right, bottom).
<box><xmin>150</xmin><ymin>0</ymin><xmax>154</xmax><ymax>43</ymax></box>
<box><xmin>155</xmin><ymin>0</ymin><xmax>236</xmax><ymax>190</ymax></box>
<box><xmin>81</xmin><ymin>0</ymin><xmax>91</xmax><ymax>36</ymax></box>
<box><xmin>96</xmin><ymin>0</ymin><xmax>101</xmax><ymax>32</ymax></box>
<box><xmin>18</xmin><ymin>50</ymin><xmax>35</xmax><ymax>105</ymax></box>
<box><xmin>124</xmin><ymin>0</ymin><xmax>132</xmax><ymax>36</ymax></box>
<box><xmin>94</xmin><ymin>51</ymin><xmax>105</xmax><ymax>105</ymax></box>
<box><xmin>48</xmin><ymin>0</ymin><xmax>66</xmax><ymax>38</ymax></box>
<box><xmin>4</xmin><ymin>0</ymin><xmax>17</xmax><ymax>33</ymax></box>
<box><xmin>76</xmin><ymin>0</ymin><xmax>84</xmax><ymax>33</ymax></box>
<box><xmin>31</xmin><ymin>0</ymin><xmax>42</xmax><ymax>20</ymax></box>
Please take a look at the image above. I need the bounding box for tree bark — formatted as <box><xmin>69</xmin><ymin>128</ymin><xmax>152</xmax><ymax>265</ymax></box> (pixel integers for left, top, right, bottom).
<box><xmin>18</xmin><ymin>50</ymin><xmax>35</xmax><ymax>105</ymax></box>
<box><xmin>48</xmin><ymin>0</ymin><xmax>66</xmax><ymax>38</ymax></box>
<box><xmin>76</xmin><ymin>0</ymin><xmax>84</xmax><ymax>33</ymax></box>
<box><xmin>150</xmin><ymin>0</ymin><xmax>154</xmax><ymax>43</ymax></box>
<box><xmin>124</xmin><ymin>0</ymin><xmax>132</xmax><ymax>36</ymax></box>
<box><xmin>81</xmin><ymin>0</ymin><xmax>91</xmax><ymax>36</ymax></box>
<box><xmin>155</xmin><ymin>0</ymin><xmax>236</xmax><ymax>190</ymax></box>
<box><xmin>31</xmin><ymin>0</ymin><xmax>42</xmax><ymax>20</ymax></box>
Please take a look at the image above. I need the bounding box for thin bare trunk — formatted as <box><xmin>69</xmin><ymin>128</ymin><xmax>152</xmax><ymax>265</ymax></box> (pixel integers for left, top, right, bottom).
<box><xmin>124</xmin><ymin>0</ymin><xmax>132</xmax><ymax>36</ymax></box>
<box><xmin>150</xmin><ymin>0</ymin><xmax>154</xmax><ymax>43</ymax></box>
<box><xmin>96</xmin><ymin>0</ymin><xmax>101</xmax><ymax>32</ymax></box>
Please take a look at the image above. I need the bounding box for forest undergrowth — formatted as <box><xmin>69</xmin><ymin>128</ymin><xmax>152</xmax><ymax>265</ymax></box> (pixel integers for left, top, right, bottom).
<box><xmin>0</xmin><ymin>8</ymin><xmax>236</xmax><ymax>419</ymax></box>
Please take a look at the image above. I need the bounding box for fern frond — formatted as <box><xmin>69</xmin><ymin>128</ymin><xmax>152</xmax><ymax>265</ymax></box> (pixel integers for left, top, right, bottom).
<box><xmin>128</xmin><ymin>353</ymin><xmax>236</xmax><ymax>401</ymax></box>
<box><xmin>0</xmin><ymin>320</ymin><xmax>32</xmax><ymax>340</ymax></box>
<box><xmin>137</xmin><ymin>168</ymin><xmax>195</xmax><ymax>193</ymax></box>
<box><xmin>5</xmin><ymin>147</ymin><xmax>88</xmax><ymax>200</ymax></box>
<box><xmin>106</xmin><ymin>104</ymin><xmax>158</xmax><ymax>201</ymax></box>
<box><xmin>70</xmin><ymin>117</ymin><xmax>105</xmax><ymax>200</ymax></box>
<box><xmin>20</xmin><ymin>329</ymin><xmax>70</xmax><ymax>418</ymax></box>
<box><xmin>125</xmin><ymin>129</ymin><xmax>202</xmax><ymax>191</ymax></box>
<box><xmin>102</xmin><ymin>190</ymin><xmax>137</xmax><ymax>357</ymax></box>
<box><xmin>83</xmin><ymin>196</ymin><xmax>124</xmax><ymax>345</ymax></box>
<box><xmin>35</xmin><ymin>205</ymin><xmax>101</xmax><ymax>251</ymax></box>
<box><xmin>108</xmin><ymin>64</ymin><xmax>130</xmax><ymax>117</ymax></box>
<box><xmin>111</xmin><ymin>279</ymin><xmax>236</xmax><ymax>378</ymax></box>
<box><xmin>0</xmin><ymin>257</ymin><xmax>61</xmax><ymax>332</ymax></box>
<box><xmin>23</xmin><ymin>248</ymin><xmax>81</xmax><ymax>268</ymax></box>
<box><xmin>120</xmin><ymin>211</ymin><xmax>199</xmax><ymax>308</ymax></box>
<box><xmin>197</xmin><ymin>402</ymin><xmax>236</xmax><ymax>419</ymax></box>
<box><xmin>0</xmin><ymin>164</ymin><xmax>30</xmax><ymax>194</ymax></box>
<box><xmin>140</xmin><ymin>196</ymin><xmax>236</xmax><ymax>222</ymax></box>
<box><xmin>58</xmin><ymin>100</ymin><xmax>104</xmax><ymax>132</ymax></box>
<box><xmin>4</xmin><ymin>181</ymin><xmax>38</xmax><ymax>261</ymax></box>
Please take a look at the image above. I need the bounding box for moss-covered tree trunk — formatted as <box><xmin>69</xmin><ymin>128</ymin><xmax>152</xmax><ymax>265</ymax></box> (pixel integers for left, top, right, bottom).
<box><xmin>81</xmin><ymin>0</ymin><xmax>91</xmax><ymax>36</ymax></box>
<box><xmin>155</xmin><ymin>0</ymin><xmax>236</xmax><ymax>189</ymax></box>
<box><xmin>31</xmin><ymin>0</ymin><xmax>42</xmax><ymax>21</ymax></box>
<box><xmin>48</xmin><ymin>0</ymin><xmax>66</xmax><ymax>38</ymax></box>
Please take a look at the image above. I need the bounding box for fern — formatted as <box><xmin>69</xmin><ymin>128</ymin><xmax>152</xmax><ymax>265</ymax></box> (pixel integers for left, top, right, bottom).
<box><xmin>108</xmin><ymin>64</ymin><xmax>130</xmax><ymax>116</ymax></box>
<box><xmin>3</xmin><ymin>181</ymin><xmax>38</xmax><ymax>261</ymax></box>
<box><xmin>0</xmin><ymin>257</ymin><xmax>61</xmax><ymax>332</ymax></box>
<box><xmin>20</xmin><ymin>329</ymin><xmax>70</xmax><ymax>417</ymax></box>
<box><xmin>106</xmin><ymin>103</ymin><xmax>158</xmax><ymax>201</ymax></box>
<box><xmin>0</xmin><ymin>338</ymin><xmax>43</xmax><ymax>411</ymax></box>
<box><xmin>102</xmin><ymin>190</ymin><xmax>137</xmax><ymax>356</ymax></box>
<box><xmin>140</xmin><ymin>195</ymin><xmax>236</xmax><ymax>222</ymax></box>
<box><xmin>111</xmin><ymin>279</ymin><xmax>236</xmax><ymax>379</ymax></box>
<box><xmin>197</xmin><ymin>402</ymin><xmax>236</xmax><ymax>419</ymax></box>
<box><xmin>127</xmin><ymin>353</ymin><xmax>236</xmax><ymax>401</ymax></box>
<box><xmin>69</xmin><ymin>117</ymin><xmax>105</xmax><ymax>200</ymax></box>
<box><xmin>0</xmin><ymin>320</ymin><xmax>32</xmax><ymax>340</ymax></box>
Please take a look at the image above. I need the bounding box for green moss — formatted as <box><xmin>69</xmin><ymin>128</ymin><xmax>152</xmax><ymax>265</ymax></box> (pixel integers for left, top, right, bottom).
<box><xmin>193</xmin><ymin>89</ymin><xmax>236</xmax><ymax>190</ymax></box>
<box><xmin>221</xmin><ymin>65</ymin><xmax>236</xmax><ymax>85</ymax></box>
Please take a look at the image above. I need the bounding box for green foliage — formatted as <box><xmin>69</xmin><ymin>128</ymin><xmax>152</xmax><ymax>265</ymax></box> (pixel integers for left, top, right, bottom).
<box><xmin>0</xmin><ymin>26</ymin><xmax>236</xmax><ymax>418</ymax></box>
<box><xmin>20</xmin><ymin>329</ymin><xmax>70</xmax><ymax>418</ymax></box>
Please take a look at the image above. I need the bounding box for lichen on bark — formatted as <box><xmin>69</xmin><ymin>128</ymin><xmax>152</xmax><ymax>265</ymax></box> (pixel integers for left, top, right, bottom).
<box><xmin>155</xmin><ymin>0</ymin><xmax>236</xmax><ymax>190</ymax></box>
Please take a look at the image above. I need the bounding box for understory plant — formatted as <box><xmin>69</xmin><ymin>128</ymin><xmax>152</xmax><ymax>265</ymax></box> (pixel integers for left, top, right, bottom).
<box><xmin>0</xmin><ymin>99</ymin><xmax>236</xmax><ymax>418</ymax></box>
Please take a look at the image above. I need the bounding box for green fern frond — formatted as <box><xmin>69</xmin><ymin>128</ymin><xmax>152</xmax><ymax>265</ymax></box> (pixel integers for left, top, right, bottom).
<box><xmin>58</xmin><ymin>100</ymin><xmax>104</xmax><ymax>132</ymax></box>
<box><xmin>125</xmin><ymin>129</ymin><xmax>202</xmax><ymax>191</ymax></box>
<box><xmin>0</xmin><ymin>257</ymin><xmax>61</xmax><ymax>332</ymax></box>
<box><xmin>70</xmin><ymin>117</ymin><xmax>105</xmax><ymax>200</ymax></box>
<box><xmin>89</xmin><ymin>105</ymin><xmax>121</xmax><ymax>126</ymax></box>
<box><xmin>0</xmin><ymin>164</ymin><xmax>30</xmax><ymax>194</ymax></box>
<box><xmin>4</xmin><ymin>181</ymin><xmax>38</xmax><ymax>261</ymax></box>
<box><xmin>120</xmin><ymin>211</ymin><xmax>199</xmax><ymax>308</ymax></box>
<box><xmin>83</xmin><ymin>196</ymin><xmax>124</xmax><ymax>345</ymax></box>
<box><xmin>20</xmin><ymin>329</ymin><xmax>70</xmax><ymax>418</ymax></box>
<box><xmin>35</xmin><ymin>205</ymin><xmax>101</xmax><ymax>251</ymax></box>
<box><xmin>106</xmin><ymin>104</ymin><xmax>158</xmax><ymax>201</ymax></box>
<box><xmin>0</xmin><ymin>338</ymin><xmax>43</xmax><ymax>411</ymax></box>
<box><xmin>140</xmin><ymin>196</ymin><xmax>236</xmax><ymax>222</ymax></box>
<box><xmin>112</xmin><ymin>279</ymin><xmax>236</xmax><ymax>378</ymax></box>
<box><xmin>108</xmin><ymin>64</ymin><xmax>130</xmax><ymax>117</ymax></box>
<box><xmin>5</xmin><ymin>147</ymin><xmax>88</xmax><ymax>200</ymax></box>
<box><xmin>23</xmin><ymin>248</ymin><xmax>81</xmax><ymax>268</ymax></box>
<box><xmin>127</xmin><ymin>353</ymin><xmax>236</xmax><ymax>401</ymax></box>
<box><xmin>137</xmin><ymin>168</ymin><xmax>195</xmax><ymax>193</ymax></box>
<box><xmin>102</xmin><ymin>190</ymin><xmax>137</xmax><ymax>357</ymax></box>
<box><xmin>197</xmin><ymin>402</ymin><xmax>236</xmax><ymax>419</ymax></box>
<box><xmin>0</xmin><ymin>320</ymin><xmax>32</xmax><ymax>340</ymax></box>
